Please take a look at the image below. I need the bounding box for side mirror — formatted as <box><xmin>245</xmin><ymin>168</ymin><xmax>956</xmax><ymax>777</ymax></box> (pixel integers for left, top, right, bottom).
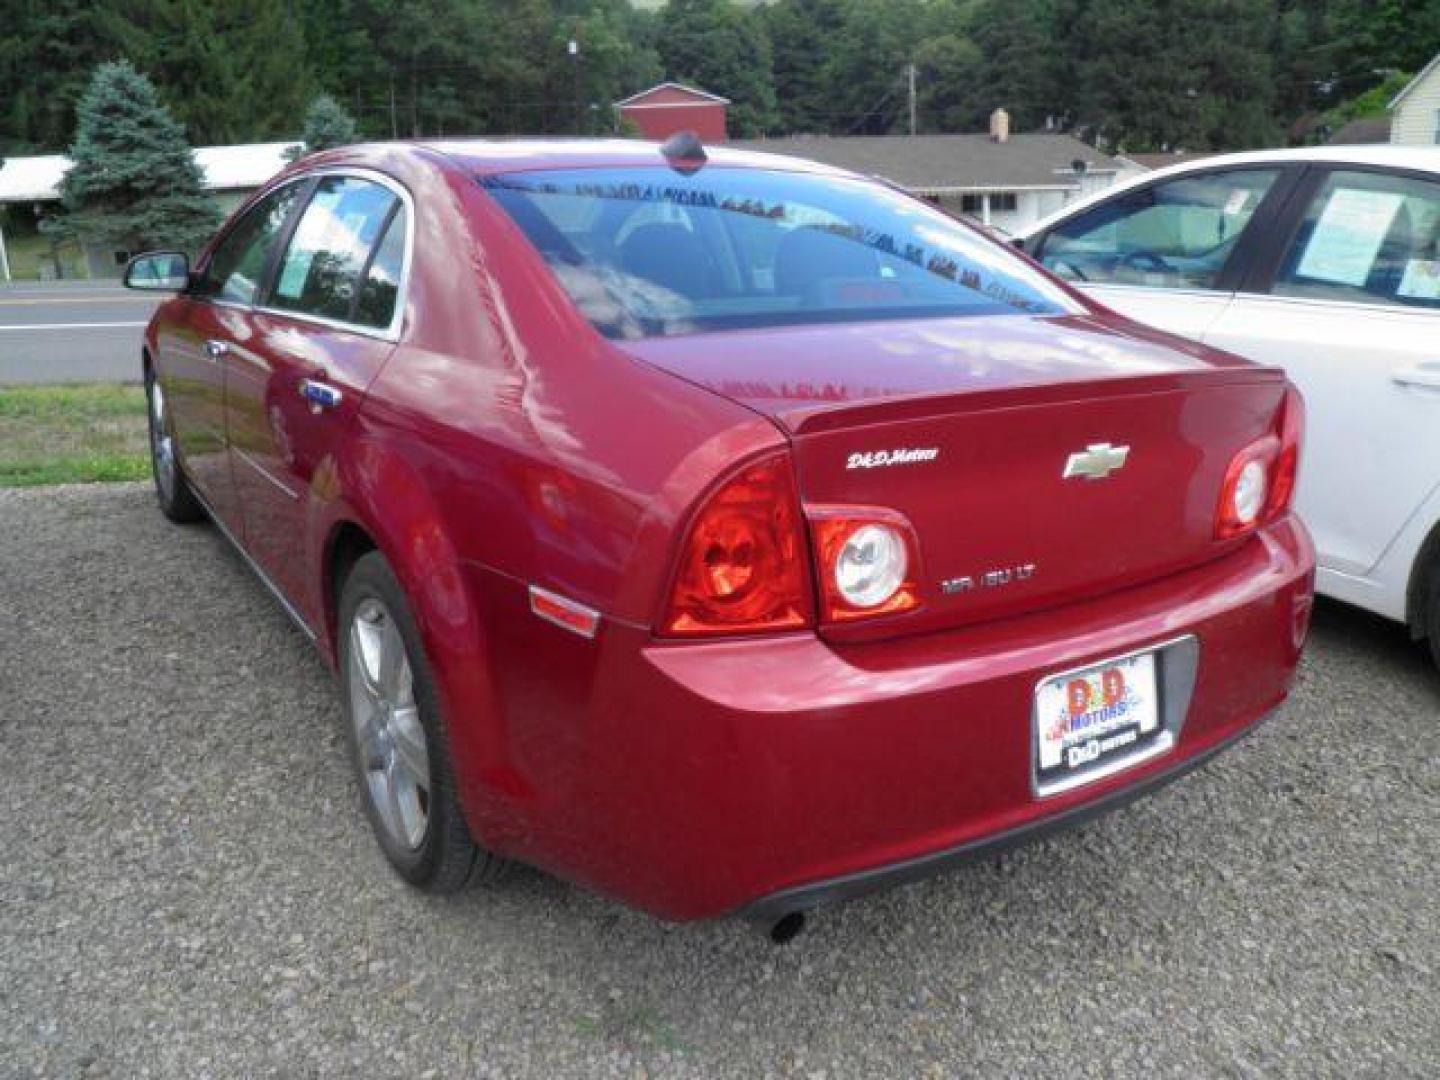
<box><xmin>123</xmin><ymin>251</ymin><xmax>190</xmax><ymax>291</ymax></box>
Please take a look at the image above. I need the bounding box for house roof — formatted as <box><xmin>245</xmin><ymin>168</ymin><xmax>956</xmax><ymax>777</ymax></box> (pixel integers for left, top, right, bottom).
<box><xmin>1390</xmin><ymin>52</ymin><xmax>1440</xmax><ymax>109</ymax></box>
<box><xmin>1327</xmin><ymin>117</ymin><xmax>1393</xmax><ymax>145</ymax></box>
<box><xmin>725</xmin><ymin>132</ymin><xmax>1119</xmax><ymax>193</ymax></box>
<box><xmin>0</xmin><ymin>141</ymin><xmax>301</xmax><ymax>203</ymax></box>
<box><xmin>1119</xmin><ymin>151</ymin><xmax>1217</xmax><ymax>170</ymax></box>
<box><xmin>614</xmin><ymin>82</ymin><xmax>732</xmax><ymax>108</ymax></box>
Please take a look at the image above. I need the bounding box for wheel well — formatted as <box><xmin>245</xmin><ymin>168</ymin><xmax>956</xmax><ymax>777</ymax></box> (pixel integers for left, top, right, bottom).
<box><xmin>327</xmin><ymin>523</ymin><xmax>378</xmax><ymax>642</ymax></box>
<box><xmin>1406</xmin><ymin>520</ymin><xmax>1440</xmax><ymax>640</ymax></box>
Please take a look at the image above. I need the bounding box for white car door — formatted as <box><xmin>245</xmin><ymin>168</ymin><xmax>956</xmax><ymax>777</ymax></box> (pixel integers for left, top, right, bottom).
<box><xmin>1203</xmin><ymin>166</ymin><xmax>1440</xmax><ymax>615</ymax></box>
<box><xmin>1030</xmin><ymin>166</ymin><xmax>1288</xmax><ymax>341</ymax></box>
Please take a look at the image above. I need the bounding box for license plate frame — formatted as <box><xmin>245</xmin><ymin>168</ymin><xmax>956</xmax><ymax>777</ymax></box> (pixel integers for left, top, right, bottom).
<box><xmin>1032</xmin><ymin>638</ymin><xmax>1195</xmax><ymax>798</ymax></box>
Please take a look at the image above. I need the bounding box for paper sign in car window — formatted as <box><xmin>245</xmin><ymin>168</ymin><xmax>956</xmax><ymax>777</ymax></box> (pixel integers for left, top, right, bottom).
<box><xmin>1296</xmin><ymin>188</ymin><xmax>1405</xmax><ymax>286</ymax></box>
<box><xmin>1398</xmin><ymin>259</ymin><xmax>1440</xmax><ymax>300</ymax></box>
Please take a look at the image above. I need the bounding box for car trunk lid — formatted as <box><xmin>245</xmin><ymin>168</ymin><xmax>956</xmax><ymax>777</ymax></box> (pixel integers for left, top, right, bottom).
<box><xmin>624</xmin><ymin>314</ymin><xmax>1287</xmax><ymax>637</ymax></box>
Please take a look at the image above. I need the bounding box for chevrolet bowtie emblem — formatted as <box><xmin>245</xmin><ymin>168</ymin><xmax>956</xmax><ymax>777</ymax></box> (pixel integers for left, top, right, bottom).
<box><xmin>1063</xmin><ymin>442</ymin><xmax>1130</xmax><ymax>481</ymax></box>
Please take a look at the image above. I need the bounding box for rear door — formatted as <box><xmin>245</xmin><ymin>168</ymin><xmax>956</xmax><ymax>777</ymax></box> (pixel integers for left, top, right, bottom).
<box><xmin>1029</xmin><ymin>166</ymin><xmax>1294</xmax><ymax>340</ymax></box>
<box><xmin>224</xmin><ymin>172</ymin><xmax>410</xmax><ymax>629</ymax></box>
<box><xmin>1203</xmin><ymin>165</ymin><xmax>1440</xmax><ymax>578</ymax></box>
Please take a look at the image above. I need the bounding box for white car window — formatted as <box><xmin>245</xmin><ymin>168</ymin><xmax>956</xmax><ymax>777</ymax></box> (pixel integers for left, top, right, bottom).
<box><xmin>1037</xmin><ymin>169</ymin><xmax>1279</xmax><ymax>290</ymax></box>
<box><xmin>1273</xmin><ymin>170</ymin><xmax>1440</xmax><ymax>310</ymax></box>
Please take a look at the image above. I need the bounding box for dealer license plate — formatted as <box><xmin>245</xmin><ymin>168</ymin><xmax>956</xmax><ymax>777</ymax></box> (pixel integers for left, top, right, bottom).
<box><xmin>1035</xmin><ymin>651</ymin><xmax>1161</xmax><ymax>788</ymax></box>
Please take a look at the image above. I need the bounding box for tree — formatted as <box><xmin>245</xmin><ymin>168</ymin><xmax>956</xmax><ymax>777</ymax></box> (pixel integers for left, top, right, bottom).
<box><xmin>57</xmin><ymin>60</ymin><xmax>220</xmax><ymax>253</ymax></box>
<box><xmin>967</xmin><ymin>0</ymin><xmax>1061</xmax><ymax>131</ymax></box>
<box><xmin>660</xmin><ymin>0</ymin><xmax>778</xmax><ymax>136</ymax></box>
<box><xmin>765</xmin><ymin>0</ymin><xmax>847</xmax><ymax>133</ymax></box>
<box><xmin>286</xmin><ymin>94</ymin><xmax>360</xmax><ymax>159</ymax></box>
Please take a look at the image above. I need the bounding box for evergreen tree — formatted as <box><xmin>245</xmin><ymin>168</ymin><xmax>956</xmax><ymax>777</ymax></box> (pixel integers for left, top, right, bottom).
<box><xmin>131</xmin><ymin>0</ymin><xmax>313</xmax><ymax>145</ymax></box>
<box><xmin>821</xmin><ymin>0</ymin><xmax>929</xmax><ymax>134</ymax></box>
<box><xmin>286</xmin><ymin>94</ymin><xmax>360</xmax><ymax>159</ymax></box>
<box><xmin>766</xmin><ymin>0</ymin><xmax>847</xmax><ymax>133</ymax></box>
<box><xmin>968</xmin><ymin>0</ymin><xmax>1061</xmax><ymax>131</ymax></box>
<box><xmin>57</xmin><ymin>60</ymin><xmax>220</xmax><ymax>252</ymax></box>
<box><xmin>660</xmin><ymin>0</ymin><xmax>778</xmax><ymax>136</ymax></box>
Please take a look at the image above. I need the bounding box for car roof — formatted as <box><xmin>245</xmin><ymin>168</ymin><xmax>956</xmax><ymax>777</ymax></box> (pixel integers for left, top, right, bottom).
<box><xmin>415</xmin><ymin>138</ymin><xmax>858</xmax><ymax>180</ymax></box>
<box><xmin>1018</xmin><ymin>144</ymin><xmax>1440</xmax><ymax>239</ymax></box>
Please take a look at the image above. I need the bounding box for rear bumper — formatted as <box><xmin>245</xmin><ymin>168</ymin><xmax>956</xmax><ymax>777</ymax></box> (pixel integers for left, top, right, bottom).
<box><xmin>466</xmin><ymin>515</ymin><xmax>1314</xmax><ymax>922</ymax></box>
<box><xmin>738</xmin><ymin>711</ymin><xmax>1265</xmax><ymax>926</ymax></box>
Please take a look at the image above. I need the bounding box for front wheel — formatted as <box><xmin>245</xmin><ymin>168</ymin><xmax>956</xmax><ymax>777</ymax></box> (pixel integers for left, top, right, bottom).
<box><xmin>1428</xmin><ymin>569</ymin><xmax>1440</xmax><ymax>672</ymax></box>
<box><xmin>338</xmin><ymin>551</ymin><xmax>507</xmax><ymax>892</ymax></box>
<box><xmin>145</xmin><ymin>371</ymin><xmax>204</xmax><ymax>523</ymax></box>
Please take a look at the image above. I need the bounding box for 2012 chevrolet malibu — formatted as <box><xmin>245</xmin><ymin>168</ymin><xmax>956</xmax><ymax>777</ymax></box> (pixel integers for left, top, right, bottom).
<box><xmin>124</xmin><ymin>138</ymin><xmax>1314</xmax><ymax>939</ymax></box>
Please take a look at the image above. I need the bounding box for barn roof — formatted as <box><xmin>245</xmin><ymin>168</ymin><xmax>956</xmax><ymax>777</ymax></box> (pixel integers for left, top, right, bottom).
<box><xmin>614</xmin><ymin>82</ymin><xmax>732</xmax><ymax>108</ymax></box>
<box><xmin>0</xmin><ymin>141</ymin><xmax>301</xmax><ymax>203</ymax></box>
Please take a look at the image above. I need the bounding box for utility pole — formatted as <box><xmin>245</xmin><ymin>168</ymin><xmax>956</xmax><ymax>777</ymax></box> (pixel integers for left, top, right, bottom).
<box><xmin>569</xmin><ymin>39</ymin><xmax>583</xmax><ymax>134</ymax></box>
<box><xmin>388</xmin><ymin>75</ymin><xmax>398</xmax><ymax>140</ymax></box>
<box><xmin>907</xmin><ymin>63</ymin><xmax>917</xmax><ymax>136</ymax></box>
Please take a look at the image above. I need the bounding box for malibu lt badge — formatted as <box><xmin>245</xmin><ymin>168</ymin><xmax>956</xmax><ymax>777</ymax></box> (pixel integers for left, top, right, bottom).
<box><xmin>941</xmin><ymin>562</ymin><xmax>1037</xmax><ymax>596</ymax></box>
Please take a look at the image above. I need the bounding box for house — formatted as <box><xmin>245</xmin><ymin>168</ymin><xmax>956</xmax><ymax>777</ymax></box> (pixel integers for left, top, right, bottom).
<box><xmin>0</xmin><ymin>141</ymin><xmax>298</xmax><ymax>279</ymax></box>
<box><xmin>1390</xmin><ymin>53</ymin><xmax>1440</xmax><ymax>145</ymax></box>
<box><xmin>730</xmin><ymin>126</ymin><xmax>1129</xmax><ymax>234</ymax></box>
<box><xmin>1328</xmin><ymin>117</ymin><xmax>1392</xmax><ymax>145</ymax></box>
<box><xmin>616</xmin><ymin>83</ymin><xmax>730</xmax><ymax>143</ymax></box>
<box><xmin>614</xmin><ymin>86</ymin><xmax>1130</xmax><ymax>233</ymax></box>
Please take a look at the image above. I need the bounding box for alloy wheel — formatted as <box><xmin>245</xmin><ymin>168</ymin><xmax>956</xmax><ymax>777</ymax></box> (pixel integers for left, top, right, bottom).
<box><xmin>149</xmin><ymin>380</ymin><xmax>177</xmax><ymax>502</ymax></box>
<box><xmin>348</xmin><ymin>598</ymin><xmax>431</xmax><ymax>851</ymax></box>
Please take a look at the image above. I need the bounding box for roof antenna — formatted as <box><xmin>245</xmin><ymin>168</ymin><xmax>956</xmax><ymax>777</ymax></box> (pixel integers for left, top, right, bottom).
<box><xmin>661</xmin><ymin>130</ymin><xmax>707</xmax><ymax>174</ymax></box>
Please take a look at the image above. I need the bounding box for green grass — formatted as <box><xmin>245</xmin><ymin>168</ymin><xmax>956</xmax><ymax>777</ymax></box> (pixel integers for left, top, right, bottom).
<box><xmin>0</xmin><ymin>383</ymin><xmax>151</xmax><ymax>487</ymax></box>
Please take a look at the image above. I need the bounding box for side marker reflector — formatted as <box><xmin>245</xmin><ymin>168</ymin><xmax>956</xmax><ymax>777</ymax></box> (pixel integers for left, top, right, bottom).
<box><xmin>529</xmin><ymin>585</ymin><xmax>601</xmax><ymax>639</ymax></box>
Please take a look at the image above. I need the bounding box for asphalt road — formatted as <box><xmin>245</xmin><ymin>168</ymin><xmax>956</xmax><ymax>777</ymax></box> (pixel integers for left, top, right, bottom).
<box><xmin>0</xmin><ymin>282</ymin><xmax>158</xmax><ymax>385</ymax></box>
<box><xmin>2</xmin><ymin>483</ymin><xmax>1437</xmax><ymax>1078</ymax></box>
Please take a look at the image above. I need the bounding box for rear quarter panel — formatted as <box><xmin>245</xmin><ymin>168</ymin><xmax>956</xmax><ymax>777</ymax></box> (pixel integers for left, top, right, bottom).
<box><xmin>309</xmin><ymin>148</ymin><xmax>780</xmax><ymax>846</ymax></box>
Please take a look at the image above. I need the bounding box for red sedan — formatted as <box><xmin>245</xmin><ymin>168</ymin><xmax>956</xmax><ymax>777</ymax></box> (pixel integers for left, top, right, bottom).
<box><xmin>124</xmin><ymin>139</ymin><xmax>1314</xmax><ymax>940</ymax></box>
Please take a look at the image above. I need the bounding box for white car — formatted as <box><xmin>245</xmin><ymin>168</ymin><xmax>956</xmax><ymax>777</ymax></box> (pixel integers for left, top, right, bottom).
<box><xmin>1018</xmin><ymin>146</ymin><xmax>1440</xmax><ymax>668</ymax></box>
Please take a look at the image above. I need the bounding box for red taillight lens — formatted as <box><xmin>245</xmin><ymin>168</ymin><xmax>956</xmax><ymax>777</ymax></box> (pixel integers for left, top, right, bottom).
<box><xmin>810</xmin><ymin>509</ymin><xmax>921</xmax><ymax>623</ymax></box>
<box><xmin>660</xmin><ymin>454</ymin><xmax>813</xmax><ymax>637</ymax></box>
<box><xmin>1215</xmin><ymin>385</ymin><xmax>1304</xmax><ymax>540</ymax></box>
<box><xmin>1269</xmin><ymin>385</ymin><xmax>1304</xmax><ymax>516</ymax></box>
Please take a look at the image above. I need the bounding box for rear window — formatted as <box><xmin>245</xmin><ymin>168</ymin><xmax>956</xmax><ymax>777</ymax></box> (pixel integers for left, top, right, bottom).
<box><xmin>480</xmin><ymin>166</ymin><xmax>1078</xmax><ymax>338</ymax></box>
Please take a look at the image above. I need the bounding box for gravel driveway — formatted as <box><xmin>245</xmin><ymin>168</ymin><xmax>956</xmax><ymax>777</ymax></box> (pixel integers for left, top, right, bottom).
<box><xmin>2</xmin><ymin>483</ymin><xmax>1437</xmax><ymax>1079</ymax></box>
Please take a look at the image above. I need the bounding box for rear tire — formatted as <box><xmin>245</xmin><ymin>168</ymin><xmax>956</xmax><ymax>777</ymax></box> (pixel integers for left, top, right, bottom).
<box><xmin>338</xmin><ymin>551</ymin><xmax>507</xmax><ymax>892</ymax></box>
<box><xmin>145</xmin><ymin>370</ymin><xmax>205</xmax><ymax>523</ymax></box>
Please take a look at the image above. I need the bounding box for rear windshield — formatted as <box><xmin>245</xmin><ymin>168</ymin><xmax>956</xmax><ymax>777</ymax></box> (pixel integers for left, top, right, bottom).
<box><xmin>480</xmin><ymin>166</ymin><xmax>1078</xmax><ymax>338</ymax></box>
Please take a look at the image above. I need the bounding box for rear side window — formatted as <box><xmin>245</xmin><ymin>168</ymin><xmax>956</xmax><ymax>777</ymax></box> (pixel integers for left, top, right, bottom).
<box><xmin>195</xmin><ymin>182</ymin><xmax>304</xmax><ymax>304</ymax></box>
<box><xmin>270</xmin><ymin>176</ymin><xmax>399</xmax><ymax>325</ymax></box>
<box><xmin>354</xmin><ymin>205</ymin><xmax>407</xmax><ymax>329</ymax></box>
<box><xmin>481</xmin><ymin>166</ymin><xmax>1077</xmax><ymax>339</ymax></box>
<box><xmin>1038</xmin><ymin>169</ymin><xmax>1279</xmax><ymax>290</ymax></box>
<box><xmin>1273</xmin><ymin>170</ymin><xmax>1440</xmax><ymax>310</ymax></box>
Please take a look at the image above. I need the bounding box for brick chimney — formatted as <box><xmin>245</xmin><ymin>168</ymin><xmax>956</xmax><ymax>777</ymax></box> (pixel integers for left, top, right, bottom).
<box><xmin>989</xmin><ymin>107</ymin><xmax>1011</xmax><ymax>143</ymax></box>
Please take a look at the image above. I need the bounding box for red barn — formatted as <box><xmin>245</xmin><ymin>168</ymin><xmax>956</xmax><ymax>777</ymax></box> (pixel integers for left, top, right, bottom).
<box><xmin>615</xmin><ymin>83</ymin><xmax>730</xmax><ymax>143</ymax></box>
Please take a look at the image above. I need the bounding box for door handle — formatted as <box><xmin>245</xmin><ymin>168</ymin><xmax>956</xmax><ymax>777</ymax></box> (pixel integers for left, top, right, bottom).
<box><xmin>299</xmin><ymin>377</ymin><xmax>343</xmax><ymax>411</ymax></box>
<box><xmin>204</xmin><ymin>339</ymin><xmax>229</xmax><ymax>360</ymax></box>
<box><xmin>1391</xmin><ymin>364</ymin><xmax>1440</xmax><ymax>391</ymax></box>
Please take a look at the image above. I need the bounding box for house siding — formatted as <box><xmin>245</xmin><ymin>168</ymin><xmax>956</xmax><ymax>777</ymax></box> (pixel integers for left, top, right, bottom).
<box><xmin>1392</xmin><ymin>66</ymin><xmax>1440</xmax><ymax>145</ymax></box>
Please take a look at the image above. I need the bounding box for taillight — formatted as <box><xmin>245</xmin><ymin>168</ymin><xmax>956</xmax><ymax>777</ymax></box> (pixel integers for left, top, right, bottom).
<box><xmin>1215</xmin><ymin>384</ymin><xmax>1305</xmax><ymax>540</ymax></box>
<box><xmin>1269</xmin><ymin>385</ymin><xmax>1304</xmax><ymax>517</ymax></box>
<box><xmin>810</xmin><ymin>508</ymin><xmax>921</xmax><ymax>622</ymax></box>
<box><xmin>660</xmin><ymin>453</ymin><xmax>813</xmax><ymax>637</ymax></box>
